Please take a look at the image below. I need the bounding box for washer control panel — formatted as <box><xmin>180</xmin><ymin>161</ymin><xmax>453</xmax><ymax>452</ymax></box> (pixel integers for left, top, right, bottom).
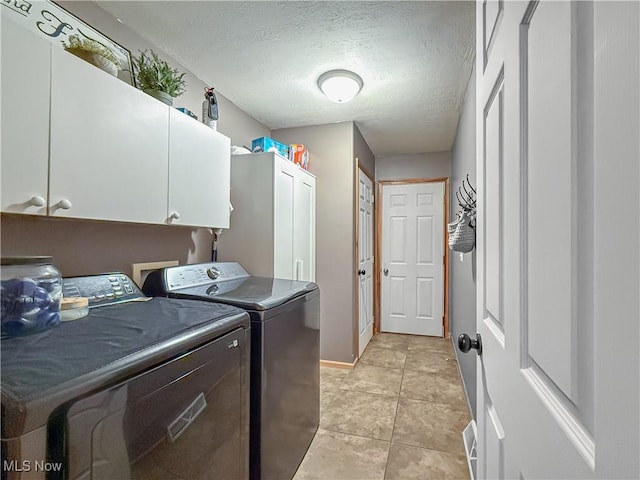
<box><xmin>164</xmin><ymin>262</ymin><xmax>249</xmax><ymax>290</ymax></box>
<box><xmin>63</xmin><ymin>273</ymin><xmax>144</xmax><ymax>308</ymax></box>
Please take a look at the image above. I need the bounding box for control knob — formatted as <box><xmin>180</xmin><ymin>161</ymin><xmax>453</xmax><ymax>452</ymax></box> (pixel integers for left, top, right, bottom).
<box><xmin>207</xmin><ymin>267</ymin><xmax>220</xmax><ymax>280</ymax></box>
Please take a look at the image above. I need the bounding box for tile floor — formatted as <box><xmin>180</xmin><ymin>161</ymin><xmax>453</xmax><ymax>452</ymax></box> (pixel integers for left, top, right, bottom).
<box><xmin>294</xmin><ymin>333</ymin><xmax>472</xmax><ymax>480</ymax></box>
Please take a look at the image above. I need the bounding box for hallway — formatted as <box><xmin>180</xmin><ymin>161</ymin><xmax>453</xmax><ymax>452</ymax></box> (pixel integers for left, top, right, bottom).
<box><xmin>295</xmin><ymin>333</ymin><xmax>472</xmax><ymax>480</ymax></box>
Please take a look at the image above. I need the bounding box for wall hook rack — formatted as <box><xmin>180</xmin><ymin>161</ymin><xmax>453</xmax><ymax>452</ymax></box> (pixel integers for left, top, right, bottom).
<box><xmin>449</xmin><ymin>174</ymin><xmax>477</xmax><ymax>253</ymax></box>
<box><xmin>456</xmin><ymin>174</ymin><xmax>476</xmax><ymax>217</ymax></box>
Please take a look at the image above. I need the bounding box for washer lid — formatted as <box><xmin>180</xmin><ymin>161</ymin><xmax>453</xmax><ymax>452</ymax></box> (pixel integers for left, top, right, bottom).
<box><xmin>176</xmin><ymin>276</ymin><xmax>318</xmax><ymax>310</ymax></box>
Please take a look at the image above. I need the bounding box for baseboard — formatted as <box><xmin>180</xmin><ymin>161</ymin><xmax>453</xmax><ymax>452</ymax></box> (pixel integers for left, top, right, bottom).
<box><xmin>320</xmin><ymin>359</ymin><xmax>357</xmax><ymax>369</ymax></box>
<box><xmin>451</xmin><ymin>336</ymin><xmax>474</xmax><ymax>419</ymax></box>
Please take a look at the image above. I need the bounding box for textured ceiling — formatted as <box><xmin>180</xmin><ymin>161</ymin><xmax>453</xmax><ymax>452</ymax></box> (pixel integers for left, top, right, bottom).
<box><xmin>96</xmin><ymin>1</ymin><xmax>475</xmax><ymax>156</ymax></box>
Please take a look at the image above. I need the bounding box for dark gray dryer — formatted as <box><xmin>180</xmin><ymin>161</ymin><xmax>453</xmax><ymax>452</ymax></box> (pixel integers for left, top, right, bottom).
<box><xmin>1</xmin><ymin>273</ymin><xmax>250</xmax><ymax>480</ymax></box>
<box><xmin>143</xmin><ymin>262</ymin><xmax>320</xmax><ymax>480</ymax></box>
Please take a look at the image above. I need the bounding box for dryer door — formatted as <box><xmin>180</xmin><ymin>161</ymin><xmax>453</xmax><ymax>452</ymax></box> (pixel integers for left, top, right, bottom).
<box><xmin>62</xmin><ymin>328</ymin><xmax>248</xmax><ymax>480</ymax></box>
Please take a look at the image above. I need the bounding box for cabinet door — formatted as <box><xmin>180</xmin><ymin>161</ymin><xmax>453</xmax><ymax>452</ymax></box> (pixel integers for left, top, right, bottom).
<box><xmin>49</xmin><ymin>49</ymin><xmax>169</xmax><ymax>223</ymax></box>
<box><xmin>273</xmin><ymin>156</ymin><xmax>297</xmax><ymax>280</ymax></box>
<box><xmin>294</xmin><ymin>172</ymin><xmax>316</xmax><ymax>282</ymax></box>
<box><xmin>1</xmin><ymin>19</ymin><xmax>50</xmax><ymax>215</ymax></box>
<box><xmin>168</xmin><ymin>109</ymin><xmax>230</xmax><ymax>227</ymax></box>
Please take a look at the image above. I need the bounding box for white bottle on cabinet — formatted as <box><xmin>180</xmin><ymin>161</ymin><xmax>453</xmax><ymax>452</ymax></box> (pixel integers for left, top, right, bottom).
<box><xmin>218</xmin><ymin>152</ymin><xmax>316</xmax><ymax>282</ymax></box>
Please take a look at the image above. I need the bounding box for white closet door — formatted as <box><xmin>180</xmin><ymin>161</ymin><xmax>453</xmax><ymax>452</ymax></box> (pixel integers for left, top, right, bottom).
<box><xmin>274</xmin><ymin>156</ymin><xmax>297</xmax><ymax>280</ymax></box>
<box><xmin>294</xmin><ymin>172</ymin><xmax>316</xmax><ymax>281</ymax></box>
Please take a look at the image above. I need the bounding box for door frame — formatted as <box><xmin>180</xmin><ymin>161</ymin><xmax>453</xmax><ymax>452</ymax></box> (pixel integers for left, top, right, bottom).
<box><xmin>375</xmin><ymin>178</ymin><xmax>450</xmax><ymax>338</ymax></box>
<box><xmin>353</xmin><ymin>160</ymin><xmax>375</xmax><ymax>359</ymax></box>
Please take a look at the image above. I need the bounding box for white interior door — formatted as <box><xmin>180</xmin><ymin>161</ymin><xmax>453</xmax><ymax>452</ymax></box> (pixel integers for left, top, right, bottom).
<box><xmin>358</xmin><ymin>169</ymin><xmax>374</xmax><ymax>356</ymax></box>
<box><xmin>381</xmin><ymin>182</ymin><xmax>444</xmax><ymax>336</ymax></box>
<box><xmin>470</xmin><ymin>1</ymin><xmax>639</xmax><ymax>479</ymax></box>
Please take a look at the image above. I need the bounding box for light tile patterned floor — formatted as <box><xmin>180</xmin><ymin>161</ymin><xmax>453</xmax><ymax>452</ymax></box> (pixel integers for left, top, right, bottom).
<box><xmin>294</xmin><ymin>333</ymin><xmax>472</xmax><ymax>480</ymax></box>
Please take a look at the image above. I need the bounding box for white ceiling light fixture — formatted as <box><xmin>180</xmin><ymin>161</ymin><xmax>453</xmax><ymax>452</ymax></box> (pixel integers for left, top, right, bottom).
<box><xmin>317</xmin><ymin>69</ymin><xmax>363</xmax><ymax>103</ymax></box>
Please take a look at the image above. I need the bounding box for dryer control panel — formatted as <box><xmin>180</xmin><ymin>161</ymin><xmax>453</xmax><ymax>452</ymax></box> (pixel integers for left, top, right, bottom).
<box><xmin>163</xmin><ymin>262</ymin><xmax>249</xmax><ymax>291</ymax></box>
<box><xmin>63</xmin><ymin>273</ymin><xmax>144</xmax><ymax>308</ymax></box>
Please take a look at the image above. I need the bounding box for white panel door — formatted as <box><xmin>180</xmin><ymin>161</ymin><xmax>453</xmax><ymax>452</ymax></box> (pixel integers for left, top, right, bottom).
<box><xmin>168</xmin><ymin>109</ymin><xmax>230</xmax><ymax>228</ymax></box>
<box><xmin>381</xmin><ymin>182</ymin><xmax>444</xmax><ymax>336</ymax></box>
<box><xmin>294</xmin><ymin>171</ymin><xmax>316</xmax><ymax>282</ymax></box>
<box><xmin>358</xmin><ymin>169</ymin><xmax>374</xmax><ymax>356</ymax></box>
<box><xmin>1</xmin><ymin>18</ymin><xmax>50</xmax><ymax>215</ymax></box>
<box><xmin>274</xmin><ymin>157</ymin><xmax>297</xmax><ymax>280</ymax></box>
<box><xmin>469</xmin><ymin>1</ymin><xmax>639</xmax><ymax>479</ymax></box>
<box><xmin>49</xmin><ymin>48</ymin><xmax>169</xmax><ymax>223</ymax></box>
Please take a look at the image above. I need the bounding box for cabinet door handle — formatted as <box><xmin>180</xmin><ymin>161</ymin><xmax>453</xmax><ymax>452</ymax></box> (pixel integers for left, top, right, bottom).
<box><xmin>170</xmin><ymin>211</ymin><xmax>181</xmax><ymax>220</ymax></box>
<box><xmin>295</xmin><ymin>259</ymin><xmax>303</xmax><ymax>281</ymax></box>
<box><xmin>57</xmin><ymin>199</ymin><xmax>72</xmax><ymax>210</ymax></box>
<box><xmin>29</xmin><ymin>196</ymin><xmax>46</xmax><ymax>207</ymax></box>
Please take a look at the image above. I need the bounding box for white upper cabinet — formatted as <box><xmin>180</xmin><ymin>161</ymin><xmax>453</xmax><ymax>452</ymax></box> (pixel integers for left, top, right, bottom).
<box><xmin>49</xmin><ymin>48</ymin><xmax>169</xmax><ymax>223</ymax></box>
<box><xmin>219</xmin><ymin>152</ymin><xmax>316</xmax><ymax>282</ymax></box>
<box><xmin>1</xmin><ymin>19</ymin><xmax>51</xmax><ymax>215</ymax></box>
<box><xmin>1</xmin><ymin>22</ymin><xmax>231</xmax><ymax>227</ymax></box>
<box><xmin>168</xmin><ymin>109</ymin><xmax>230</xmax><ymax>228</ymax></box>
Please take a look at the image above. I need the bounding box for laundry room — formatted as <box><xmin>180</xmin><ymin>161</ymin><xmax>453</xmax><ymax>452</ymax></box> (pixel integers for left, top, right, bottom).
<box><xmin>3</xmin><ymin>1</ymin><xmax>638</xmax><ymax>480</ymax></box>
<box><xmin>0</xmin><ymin>1</ymin><xmax>474</xmax><ymax>479</ymax></box>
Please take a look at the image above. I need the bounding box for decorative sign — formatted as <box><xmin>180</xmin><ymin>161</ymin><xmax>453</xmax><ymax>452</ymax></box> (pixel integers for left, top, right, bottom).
<box><xmin>1</xmin><ymin>0</ymin><xmax>135</xmax><ymax>86</ymax></box>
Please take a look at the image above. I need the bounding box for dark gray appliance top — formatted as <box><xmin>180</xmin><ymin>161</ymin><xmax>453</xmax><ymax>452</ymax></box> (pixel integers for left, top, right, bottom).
<box><xmin>143</xmin><ymin>262</ymin><xmax>318</xmax><ymax>311</ymax></box>
<box><xmin>1</xmin><ymin>297</ymin><xmax>249</xmax><ymax>438</ymax></box>
<box><xmin>174</xmin><ymin>276</ymin><xmax>317</xmax><ymax>310</ymax></box>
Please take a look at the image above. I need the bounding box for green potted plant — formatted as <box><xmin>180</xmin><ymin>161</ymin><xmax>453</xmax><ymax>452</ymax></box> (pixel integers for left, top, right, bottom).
<box><xmin>62</xmin><ymin>34</ymin><xmax>120</xmax><ymax>77</ymax></box>
<box><xmin>132</xmin><ymin>50</ymin><xmax>186</xmax><ymax>106</ymax></box>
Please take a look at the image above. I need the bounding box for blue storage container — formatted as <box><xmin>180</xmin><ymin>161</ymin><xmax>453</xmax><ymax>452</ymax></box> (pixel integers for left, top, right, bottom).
<box><xmin>251</xmin><ymin>137</ymin><xmax>290</xmax><ymax>158</ymax></box>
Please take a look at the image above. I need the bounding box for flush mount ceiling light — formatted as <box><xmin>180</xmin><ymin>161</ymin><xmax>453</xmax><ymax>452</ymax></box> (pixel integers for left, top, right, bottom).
<box><xmin>317</xmin><ymin>69</ymin><xmax>363</xmax><ymax>103</ymax></box>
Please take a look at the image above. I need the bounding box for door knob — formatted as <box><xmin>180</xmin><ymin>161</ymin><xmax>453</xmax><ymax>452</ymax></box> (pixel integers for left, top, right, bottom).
<box><xmin>458</xmin><ymin>333</ymin><xmax>483</xmax><ymax>356</ymax></box>
<box><xmin>383</xmin><ymin>268</ymin><xmax>389</xmax><ymax>276</ymax></box>
<box><xmin>358</xmin><ymin>269</ymin><xmax>366</xmax><ymax>276</ymax></box>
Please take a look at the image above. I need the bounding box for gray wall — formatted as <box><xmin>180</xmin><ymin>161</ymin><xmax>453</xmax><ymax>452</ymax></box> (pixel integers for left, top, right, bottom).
<box><xmin>272</xmin><ymin>122</ymin><xmax>359</xmax><ymax>363</ymax></box>
<box><xmin>1</xmin><ymin>1</ymin><xmax>269</xmax><ymax>277</ymax></box>
<box><xmin>375</xmin><ymin>151</ymin><xmax>451</xmax><ymax>181</ymax></box>
<box><xmin>353</xmin><ymin>123</ymin><xmax>375</xmax><ymax>176</ymax></box>
<box><xmin>450</xmin><ymin>66</ymin><xmax>477</xmax><ymax>419</ymax></box>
